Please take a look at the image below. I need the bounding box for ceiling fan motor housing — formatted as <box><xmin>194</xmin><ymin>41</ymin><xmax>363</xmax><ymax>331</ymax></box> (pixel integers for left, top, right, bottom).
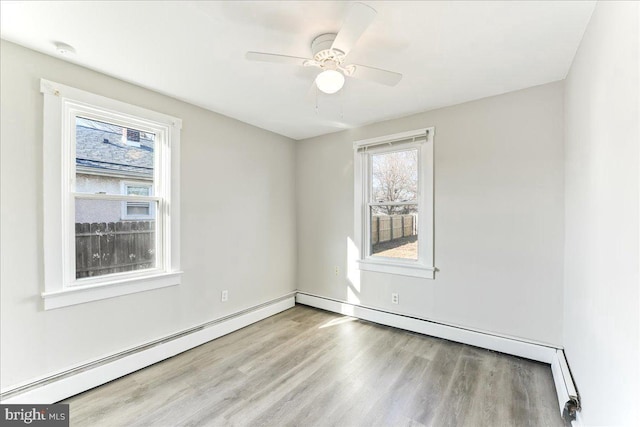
<box><xmin>246</xmin><ymin>3</ymin><xmax>402</xmax><ymax>90</ymax></box>
<box><xmin>311</xmin><ymin>33</ymin><xmax>345</xmax><ymax>64</ymax></box>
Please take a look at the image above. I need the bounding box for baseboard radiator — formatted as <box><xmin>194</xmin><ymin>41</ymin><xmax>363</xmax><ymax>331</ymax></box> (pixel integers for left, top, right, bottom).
<box><xmin>0</xmin><ymin>293</ymin><xmax>295</xmax><ymax>404</ymax></box>
<box><xmin>296</xmin><ymin>292</ymin><xmax>582</xmax><ymax>424</ymax></box>
<box><xmin>1</xmin><ymin>290</ymin><xmax>582</xmax><ymax>424</ymax></box>
<box><xmin>551</xmin><ymin>349</ymin><xmax>581</xmax><ymax>423</ymax></box>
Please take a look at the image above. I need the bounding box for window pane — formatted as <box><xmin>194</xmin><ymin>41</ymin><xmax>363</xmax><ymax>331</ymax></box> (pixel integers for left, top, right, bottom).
<box><xmin>75</xmin><ymin>116</ymin><xmax>155</xmax><ymax>195</ymax></box>
<box><xmin>126</xmin><ymin>204</ymin><xmax>150</xmax><ymax>216</ymax></box>
<box><xmin>75</xmin><ymin>198</ymin><xmax>156</xmax><ymax>279</ymax></box>
<box><xmin>370</xmin><ymin>205</ymin><xmax>418</xmax><ymax>260</ymax></box>
<box><xmin>371</xmin><ymin>149</ymin><xmax>418</xmax><ymax>203</ymax></box>
<box><xmin>126</xmin><ymin>185</ymin><xmax>150</xmax><ymax>196</ymax></box>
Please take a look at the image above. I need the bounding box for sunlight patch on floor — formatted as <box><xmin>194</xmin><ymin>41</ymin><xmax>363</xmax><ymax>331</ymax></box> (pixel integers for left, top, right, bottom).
<box><xmin>318</xmin><ymin>316</ymin><xmax>357</xmax><ymax>329</ymax></box>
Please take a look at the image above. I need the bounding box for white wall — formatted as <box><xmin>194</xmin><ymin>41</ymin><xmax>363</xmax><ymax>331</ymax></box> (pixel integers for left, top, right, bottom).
<box><xmin>0</xmin><ymin>40</ymin><xmax>297</xmax><ymax>389</ymax></box>
<box><xmin>564</xmin><ymin>2</ymin><xmax>639</xmax><ymax>426</ymax></box>
<box><xmin>296</xmin><ymin>81</ymin><xmax>565</xmax><ymax>346</ymax></box>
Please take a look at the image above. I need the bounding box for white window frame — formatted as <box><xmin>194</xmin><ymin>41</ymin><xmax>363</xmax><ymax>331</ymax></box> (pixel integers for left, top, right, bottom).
<box><xmin>354</xmin><ymin>127</ymin><xmax>435</xmax><ymax>279</ymax></box>
<box><xmin>120</xmin><ymin>181</ymin><xmax>154</xmax><ymax>220</ymax></box>
<box><xmin>41</xmin><ymin>79</ymin><xmax>182</xmax><ymax>310</ymax></box>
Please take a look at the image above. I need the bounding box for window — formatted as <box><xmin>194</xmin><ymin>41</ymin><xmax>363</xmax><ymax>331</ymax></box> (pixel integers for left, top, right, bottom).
<box><xmin>125</xmin><ymin>128</ymin><xmax>141</xmax><ymax>147</ymax></box>
<box><xmin>354</xmin><ymin>128</ymin><xmax>435</xmax><ymax>279</ymax></box>
<box><xmin>126</xmin><ymin>128</ymin><xmax>140</xmax><ymax>142</ymax></box>
<box><xmin>121</xmin><ymin>182</ymin><xmax>154</xmax><ymax>220</ymax></box>
<box><xmin>41</xmin><ymin>79</ymin><xmax>182</xmax><ymax>309</ymax></box>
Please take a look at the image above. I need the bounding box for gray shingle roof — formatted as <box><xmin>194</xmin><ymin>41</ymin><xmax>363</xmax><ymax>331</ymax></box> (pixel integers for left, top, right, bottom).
<box><xmin>75</xmin><ymin>117</ymin><xmax>154</xmax><ymax>177</ymax></box>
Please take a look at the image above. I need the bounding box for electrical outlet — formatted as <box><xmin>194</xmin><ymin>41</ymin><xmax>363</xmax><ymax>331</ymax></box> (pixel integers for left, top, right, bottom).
<box><xmin>221</xmin><ymin>290</ymin><xmax>228</xmax><ymax>302</ymax></box>
<box><xmin>334</xmin><ymin>266</ymin><xmax>340</xmax><ymax>276</ymax></box>
<box><xmin>391</xmin><ymin>293</ymin><xmax>399</xmax><ymax>304</ymax></box>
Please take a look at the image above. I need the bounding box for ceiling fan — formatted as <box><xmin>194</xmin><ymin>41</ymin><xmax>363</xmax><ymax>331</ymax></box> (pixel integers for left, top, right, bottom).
<box><xmin>246</xmin><ymin>2</ymin><xmax>402</xmax><ymax>95</ymax></box>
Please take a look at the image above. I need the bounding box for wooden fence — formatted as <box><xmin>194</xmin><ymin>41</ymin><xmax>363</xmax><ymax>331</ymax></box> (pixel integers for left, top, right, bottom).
<box><xmin>371</xmin><ymin>214</ymin><xmax>417</xmax><ymax>245</ymax></box>
<box><xmin>75</xmin><ymin>221</ymin><xmax>155</xmax><ymax>278</ymax></box>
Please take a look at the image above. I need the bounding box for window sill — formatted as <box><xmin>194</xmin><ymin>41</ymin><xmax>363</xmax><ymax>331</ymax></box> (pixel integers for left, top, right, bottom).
<box><xmin>357</xmin><ymin>259</ymin><xmax>435</xmax><ymax>279</ymax></box>
<box><xmin>42</xmin><ymin>271</ymin><xmax>182</xmax><ymax>310</ymax></box>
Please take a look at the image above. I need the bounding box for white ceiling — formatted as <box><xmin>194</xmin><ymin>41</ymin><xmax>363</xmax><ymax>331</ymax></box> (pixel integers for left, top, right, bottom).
<box><xmin>1</xmin><ymin>1</ymin><xmax>595</xmax><ymax>140</ymax></box>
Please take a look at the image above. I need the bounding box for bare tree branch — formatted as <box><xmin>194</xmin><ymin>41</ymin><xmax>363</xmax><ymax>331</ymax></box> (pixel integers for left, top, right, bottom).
<box><xmin>372</xmin><ymin>149</ymin><xmax>418</xmax><ymax>215</ymax></box>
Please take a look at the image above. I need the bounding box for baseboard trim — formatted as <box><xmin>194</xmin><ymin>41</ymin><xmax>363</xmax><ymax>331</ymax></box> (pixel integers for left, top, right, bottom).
<box><xmin>295</xmin><ymin>292</ymin><xmax>559</xmax><ymax>364</ymax></box>
<box><xmin>0</xmin><ymin>293</ymin><xmax>295</xmax><ymax>404</ymax></box>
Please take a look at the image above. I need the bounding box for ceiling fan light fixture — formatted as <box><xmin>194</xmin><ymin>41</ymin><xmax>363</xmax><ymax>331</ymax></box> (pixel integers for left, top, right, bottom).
<box><xmin>315</xmin><ymin>69</ymin><xmax>345</xmax><ymax>94</ymax></box>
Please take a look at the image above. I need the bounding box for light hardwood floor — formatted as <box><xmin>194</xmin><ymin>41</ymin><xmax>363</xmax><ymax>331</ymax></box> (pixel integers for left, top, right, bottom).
<box><xmin>64</xmin><ymin>305</ymin><xmax>565</xmax><ymax>426</ymax></box>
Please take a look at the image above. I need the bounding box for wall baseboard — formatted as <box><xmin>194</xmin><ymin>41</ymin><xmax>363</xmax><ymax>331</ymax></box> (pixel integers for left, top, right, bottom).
<box><xmin>296</xmin><ymin>292</ymin><xmax>558</xmax><ymax>363</ymax></box>
<box><xmin>0</xmin><ymin>294</ymin><xmax>295</xmax><ymax>404</ymax></box>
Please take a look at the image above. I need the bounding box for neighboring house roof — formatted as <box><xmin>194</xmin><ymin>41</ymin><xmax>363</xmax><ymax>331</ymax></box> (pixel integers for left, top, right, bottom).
<box><xmin>75</xmin><ymin>117</ymin><xmax>154</xmax><ymax>178</ymax></box>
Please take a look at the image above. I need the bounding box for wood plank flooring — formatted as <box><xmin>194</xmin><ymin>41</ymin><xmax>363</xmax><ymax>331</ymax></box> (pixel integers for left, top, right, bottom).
<box><xmin>63</xmin><ymin>305</ymin><xmax>565</xmax><ymax>426</ymax></box>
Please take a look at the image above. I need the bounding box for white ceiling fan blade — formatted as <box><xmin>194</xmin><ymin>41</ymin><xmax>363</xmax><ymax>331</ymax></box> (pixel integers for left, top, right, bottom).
<box><xmin>246</xmin><ymin>52</ymin><xmax>313</xmax><ymax>67</ymax></box>
<box><xmin>331</xmin><ymin>2</ymin><xmax>377</xmax><ymax>57</ymax></box>
<box><xmin>349</xmin><ymin>64</ymin><xmax>402</xmax><ymax>86</ymax></box>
